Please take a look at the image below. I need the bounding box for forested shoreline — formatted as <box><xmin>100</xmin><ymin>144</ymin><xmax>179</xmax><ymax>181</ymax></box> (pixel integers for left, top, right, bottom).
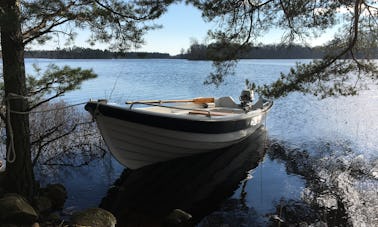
<box><xmin>24</xmin><ymin>48</ymin><xmax>171</xmax><ymax>59</ymax></box>
<box><xmin>183</xmin><ymin>43</ymin><xmax>378</xmax><ymax>60</ymax></box>
<box><xmin>21</xmin><ymin>45</ymin><xmax>346</xmax><ymax>60</ymax></box>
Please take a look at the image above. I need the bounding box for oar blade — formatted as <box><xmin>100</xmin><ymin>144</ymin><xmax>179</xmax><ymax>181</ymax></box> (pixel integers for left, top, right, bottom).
<box><xmin>192</xmin><ymin>97</ymin><xmax>215</xmax><ymax>104</ymax></box>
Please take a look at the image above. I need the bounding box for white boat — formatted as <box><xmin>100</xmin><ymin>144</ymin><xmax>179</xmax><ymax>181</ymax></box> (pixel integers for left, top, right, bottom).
<box><xmin>85</xmin><ymin>90</ymin><xmax>273</xmax><ymax>169</ymax></box>
<box><xmin>100</xmin><ymin>127</ymin><xmax>268</xmax><ymax>225</ymax></box>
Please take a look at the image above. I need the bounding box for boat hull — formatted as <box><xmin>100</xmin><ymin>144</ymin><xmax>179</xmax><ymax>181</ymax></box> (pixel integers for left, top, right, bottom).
<box><xmin>85</xmin><ymin>100</ymin><xmax>272</xmax><ymax>169</ymax></box>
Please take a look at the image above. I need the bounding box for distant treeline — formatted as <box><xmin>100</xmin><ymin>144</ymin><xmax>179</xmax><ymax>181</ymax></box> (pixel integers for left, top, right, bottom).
<box><xmin>23</xmin><ymin>45</ymin><xmax>377</xmax><ymax>60</ymax></box>
<box><xmin>182</xmin><ymin>43</ymin><xmax>327</xmax><ymax>60</ymax></box>
<box><xmin>25</xmin><ymin>48</ymin><xmax>170</xmax><ymax>59</ymax></box>
<box><xmin>25</xmin><ymin>45</ymin><xmax>325</xmax><ymax>60</ymax></box>
<box><xmin>183</xmin><ymin>43</ymin><xmax>378</xmax><ymax>60</ymax></box>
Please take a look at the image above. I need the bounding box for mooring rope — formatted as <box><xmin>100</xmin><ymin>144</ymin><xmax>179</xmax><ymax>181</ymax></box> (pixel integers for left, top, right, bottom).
<box><xmin>4</xmin><ymin>93</ymin><xmax>89</xmax><ymax>163</ymax></box>
<box><xmin>10</xmin><ymin>101</ymin><xmax>87</xmax><ymax>115</ymax></box>
<box><xmin>6</xmin><ymin>98</ymin><xmax>16</xmax><ymax>163</ymax></box>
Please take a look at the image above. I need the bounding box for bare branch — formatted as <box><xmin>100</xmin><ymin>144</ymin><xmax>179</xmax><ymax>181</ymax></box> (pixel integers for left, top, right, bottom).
<box><xmin>31</xmin><ymin>122</ymin><xmax>64</xmax><ymax>146</ymax></box>
<box><xmin>28</xmin><ymin>90</ymin><xmax>66</xmax><ymax>111</ymax></box>
<box><xmin>39</xmin><ymin>121</ymin><xmax>91</xmax><ymax>149</ymax></box>
<box><xmin>31</xmin><ymin>120</ymin><xmax>94</xmax><ymax>166</ymax></box>
<box><xmin>41</xmin><ymin>143</ymin><xmax>106</xmax><ymax>167</ymax></box>
<box><xmin>0</xmin><ymin>111</ymin><xmax>6</xmax><ymax>123</ymax></box>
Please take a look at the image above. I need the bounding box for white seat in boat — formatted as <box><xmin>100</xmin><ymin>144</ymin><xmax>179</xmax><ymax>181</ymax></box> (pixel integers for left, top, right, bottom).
<box><xmin>215</xmin><ymin>96</ymin><xmax>239</xmax><ymax>108</ymax></box>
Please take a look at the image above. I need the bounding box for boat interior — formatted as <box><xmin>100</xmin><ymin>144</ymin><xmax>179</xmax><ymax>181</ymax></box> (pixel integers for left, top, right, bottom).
<box><xmin>132</xmin><ymin>96</ymin><xmax>259</xmax><ymax>117</ymax></box>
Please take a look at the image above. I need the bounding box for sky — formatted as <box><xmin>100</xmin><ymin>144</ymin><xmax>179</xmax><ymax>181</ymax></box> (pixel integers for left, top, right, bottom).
<box><xmin>124</xmin><ymin>1</ymin><xmax>334</xmax><ymax>55</ymax></box>
<box><xmin>34</xmin><ymin>3</ymin><xmax>212</xmax><ymax>55</ymax></box>
<box><xmin>33</xmin><ymin>2</ymin><xmax>336</xmax><ymax>56</ymax></box>
<box><xmin>136</xmin><ymin>3</ymin><xmax>212</xmax><ymax>55</ymax></box>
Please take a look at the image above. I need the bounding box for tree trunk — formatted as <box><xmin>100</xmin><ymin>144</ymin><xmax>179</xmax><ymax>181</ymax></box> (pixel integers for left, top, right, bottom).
<box><xmin>0</xmin><ymin>0</ymin><xmax>35</xmax><ymax>199</ymax></box>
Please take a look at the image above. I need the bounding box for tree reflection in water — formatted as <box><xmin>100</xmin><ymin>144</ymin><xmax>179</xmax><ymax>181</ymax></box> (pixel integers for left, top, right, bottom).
<box><xmin>100</xmin><ymin>129</ymin><xmax>376</xmax><ymax>226</ymax></box>
<box><xmin>266</xmin><ymin>141</ymin><xmax>376</xmax><ymax>226</ymax></box>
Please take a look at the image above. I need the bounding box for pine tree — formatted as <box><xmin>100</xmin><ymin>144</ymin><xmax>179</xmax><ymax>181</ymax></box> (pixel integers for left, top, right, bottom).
<box><xmin>0</xmin><ymin>0</ymin><xmax>175</xmax><ymax>199</ymax></box>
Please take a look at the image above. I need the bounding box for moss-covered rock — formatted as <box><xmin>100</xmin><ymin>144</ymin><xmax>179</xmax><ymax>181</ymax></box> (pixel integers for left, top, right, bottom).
<box><xmin>0</xmin><ymin>194</ymin><xmax>38</xmax><ymax>224</ymax></box>
<box><xmin>71</xmin><ymin>208</ymin><xmax>116</xmax><ymax>227</ymax></box>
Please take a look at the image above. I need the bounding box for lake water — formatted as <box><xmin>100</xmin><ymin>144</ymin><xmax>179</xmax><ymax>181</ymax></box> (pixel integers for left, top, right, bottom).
<box><xmin>6</xmin><ymin>59</ymin><xmax>378</xmax><ymax>226</ymax></box>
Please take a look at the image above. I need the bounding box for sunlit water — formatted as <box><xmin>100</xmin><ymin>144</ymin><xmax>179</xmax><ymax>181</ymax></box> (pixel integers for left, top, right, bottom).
<box><xmin>2</xmin><ymin>59</ymin><xmax>377</xmax><ymax>226</ymax></box>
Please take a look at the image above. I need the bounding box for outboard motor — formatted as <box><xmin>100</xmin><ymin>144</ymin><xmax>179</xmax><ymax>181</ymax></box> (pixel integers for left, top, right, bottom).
<box><xmin>239</xmin><ymin>89</ymin><xmax>254</xmax><ymax>111</ymax></box>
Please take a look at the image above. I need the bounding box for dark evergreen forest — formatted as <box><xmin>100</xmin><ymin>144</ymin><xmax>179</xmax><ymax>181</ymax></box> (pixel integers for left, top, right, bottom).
<box><xmin>24</xmin><ymin>47</ymin><xmax>171</xmax><ymax>59</ymax></box>
<box><xmin>22</xmin><ymin>45</ymin><xmax>377</xmax><ymax>60</ymax></box>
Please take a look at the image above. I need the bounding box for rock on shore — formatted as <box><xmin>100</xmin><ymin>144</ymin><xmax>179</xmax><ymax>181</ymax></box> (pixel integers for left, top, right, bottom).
<box><xmin>0</xmin><ymin>180</ymin><xmax>117</xmax><ymax>226</ymax></box>
<box><xmin>71</xmin><ymin>208</ymin><xmax>116</xmax><ymax>227</ymax></box>
<box><xmin>0</xmin><ymin>194</ymin><xmax>38</xmax><ymax>225</ymax></box>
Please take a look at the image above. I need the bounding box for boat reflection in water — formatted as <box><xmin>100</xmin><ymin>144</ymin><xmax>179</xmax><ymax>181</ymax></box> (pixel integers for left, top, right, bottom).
<box><xmin>100</xmin><ymin>126</ymin><xmax>267</xmax><ymax>226</ymax></box>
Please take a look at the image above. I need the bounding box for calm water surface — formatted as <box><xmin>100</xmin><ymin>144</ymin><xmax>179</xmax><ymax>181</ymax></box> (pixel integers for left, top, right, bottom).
<box><xmin>16</xmin><ymin>59</ymin><xmax>378</xmax><ymax>225</ymax></box>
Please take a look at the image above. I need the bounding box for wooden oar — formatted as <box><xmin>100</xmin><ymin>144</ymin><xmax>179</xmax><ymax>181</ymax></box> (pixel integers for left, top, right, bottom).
<box><xmin>188</xmin><ymin>110</ymin><xmax>231</xmax><ymax>116</ymax></box>
<box><xmin>126</xmin><ymin>97</ymin><xmax>214</xmax><ymax>105</ymax></box>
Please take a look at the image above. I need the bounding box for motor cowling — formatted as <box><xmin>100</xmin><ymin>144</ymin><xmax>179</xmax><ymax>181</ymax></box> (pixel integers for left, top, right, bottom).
<box><xmin>239</xmin><ymin>89</ymin><xmax>254</xmax><ymax>111</ymax></box>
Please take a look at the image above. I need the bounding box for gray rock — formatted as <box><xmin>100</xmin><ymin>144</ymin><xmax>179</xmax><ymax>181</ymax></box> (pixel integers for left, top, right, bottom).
<box><xmin>0</xmin><ymin>194</ymin><xmax>38</xmax><ymax>224</ymax></box>
<box><xmin>310</xmin><ymin>221</ymin><xmax>328</xmax><ymax>227</ymax></box>
<box><xmin>71</xmin><ymin>208</ymin><xmax>116</xmax><ymax>227</ymax></box>
<box><xmin>165</xmin><ymin>209</ymin><xmax>192</xmax><ymax>226</ymax></box>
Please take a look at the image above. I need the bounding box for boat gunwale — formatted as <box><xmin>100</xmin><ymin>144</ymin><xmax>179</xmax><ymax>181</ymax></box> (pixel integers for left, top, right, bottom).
<box><xmin>91</xmin><ymin>98</ymin><xmax>272</xmax><ymax>121</ymax></box>
<box><xmin>85</xmin><ymin>99</ymin><xmax>273</xmax><ymax>134</ymax></box>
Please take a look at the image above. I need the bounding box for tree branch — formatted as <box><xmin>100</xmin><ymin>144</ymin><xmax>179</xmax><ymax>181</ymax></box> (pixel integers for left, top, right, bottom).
<box><xmin>279</xmin><ymin>0</ymin><xmax>298</xmax><ymax>39</ymax></box>
<box><xmin>0</xmin><ymin>111</ymin><xmax>6</xmax><ymax>123</ymax></box>
<box><xmin>32</xmin><ymin>144</ymin><xmax>44</xmax><ymax>167</ymax></box>
<box><xmin>41</xmin><ymin>142</ymin><xmax>106</xmax><ymax>167</ymax></box>
<box><xmin>23</xmin><ymin>18</ymin><xmax>71</xmax><ymax>45</ymax></box>
<box><xmin>93</xmin><ymin>0</ymin><xmax>157</xmax><ymax>21</ymax></box>
<box><xmin>248</xmin><ymin>0</ymin><xmax>274</xmax><ymax>11</ymax></box>
<box><xmin>31</xmin><ymin>122</ymin><xmax>64</xmax><ymax>146</ymax></box>
<box><xmin>39</xmin><ymin>121</ymin><xmax>91</xmax><ymax>149</ymax></box>
<box><xmin>28</xmin><ymin>90</ymin><xmax>66</xmax><ymax>111</ymax></box>
<box><xmin>32</xmin><ymin>121</ymin><xmax>93</xmax><ymax>166</ymax></box>
<box><xmin>258</xmin><ymin>0</ymin><xmax>364</xmax><ymax>98</ymax></box>
<box><xmin>22</xmin><ymin>1</ymin><xmax>76</xmax><ymax>44</ymax></box>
